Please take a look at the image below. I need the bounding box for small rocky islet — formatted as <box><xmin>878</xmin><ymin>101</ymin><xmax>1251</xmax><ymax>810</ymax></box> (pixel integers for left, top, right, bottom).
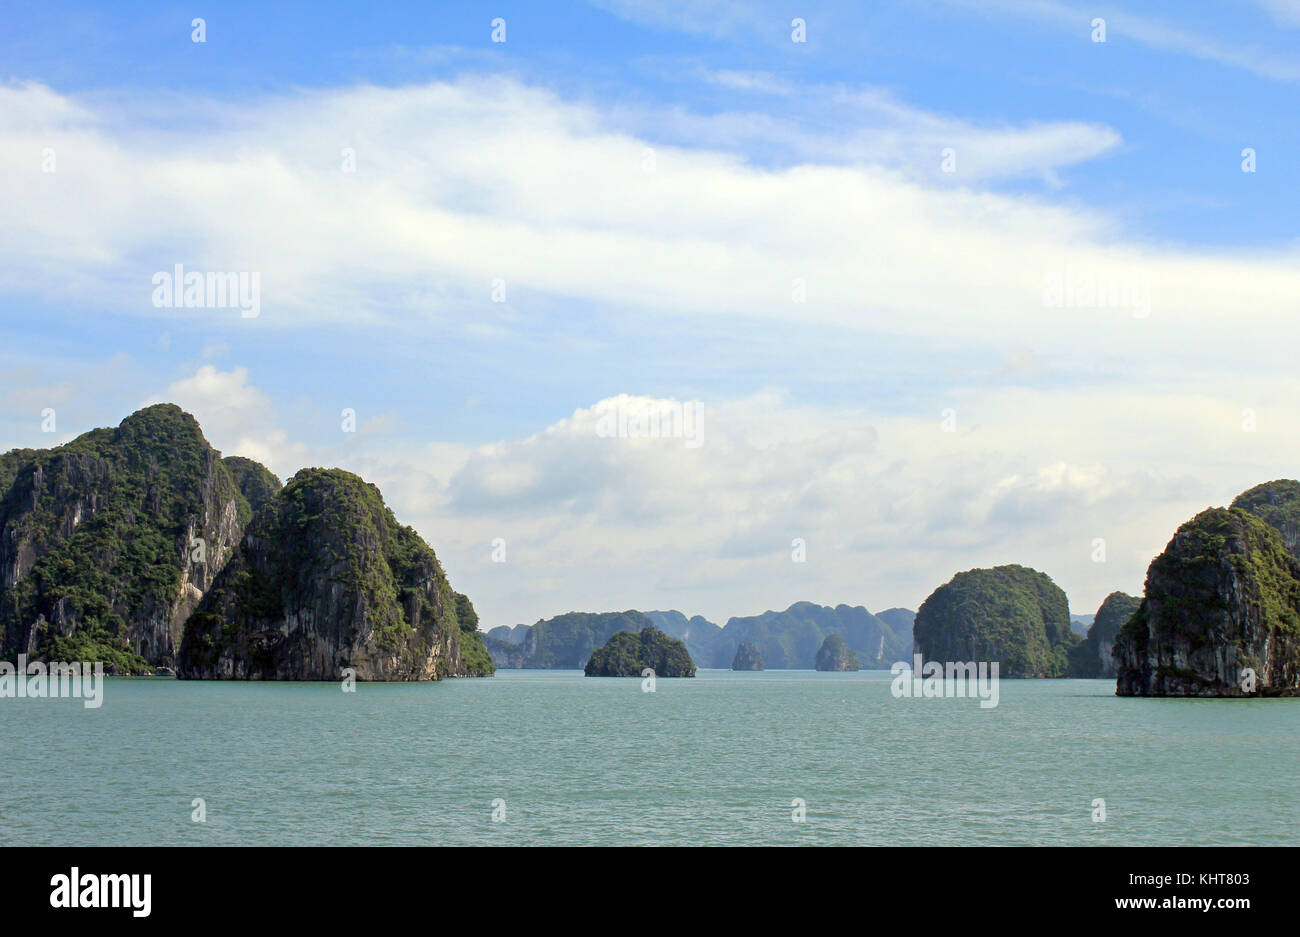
<box><xmin>813</xmin><ymin>634</ymin><xmax>859</xmax><ymax>671</ymax></box>
<box><xmin>583</xmin><ymin>626</ymin><xmax>695</xmax><ymax>677</ymax></box>
<box><xmin>912</xmin><ymin>564</ymin><xmax>1075</xmax><ymax>678</ymax></box>
<box><xmin>731</xmin><ymin>641</ymin><xmax>764</xmax><ymax>671</ymax></box>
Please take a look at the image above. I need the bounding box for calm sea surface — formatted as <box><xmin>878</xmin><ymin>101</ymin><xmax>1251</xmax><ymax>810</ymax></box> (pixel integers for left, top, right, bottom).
<box><xmin>3</xmin><ymin>669</ymin><xmax>1297</xmax><ymax>846</ymax></box>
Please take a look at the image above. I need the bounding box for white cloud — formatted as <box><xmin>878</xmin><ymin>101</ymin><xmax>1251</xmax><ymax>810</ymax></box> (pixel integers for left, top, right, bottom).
<box><xmin>0</xmin><ymin>76</ymin><xmax>1295</xmax><ymax>389</ymax></box>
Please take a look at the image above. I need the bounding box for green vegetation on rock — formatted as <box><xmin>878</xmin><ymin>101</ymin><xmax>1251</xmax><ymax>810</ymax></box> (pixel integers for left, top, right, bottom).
<box><xmin>221</xmin><ymin>456</ymin><xmax>282</xmax><ymax>523</ymax></box>
<box><xmin>1115</xmin><ymin>506</ymin><xmax>1300</xmax><ymax>696</ymax></box>
<box><xmin>913</xmin><ymin>564</ymin><xmax>1078</xmax><ymax>677</ymax></box>
<box><xmin>1231</xmin><ymin>479</ymin><xmax>1300</xmax><ymax>560</ymax></box>
<box><xmin>583</xmin><ymin>626</ymin><xmax>696</xmax><ymax>677</ymax></box>
<box><xmin>875</xmin><ymin>608</ymin><xmax>916</xmax><ymax>634</ymax></box>
<box><xmin>453</xmin><ymin>591</ymin><xmax>494</xmax><ymax>677</ymax></box>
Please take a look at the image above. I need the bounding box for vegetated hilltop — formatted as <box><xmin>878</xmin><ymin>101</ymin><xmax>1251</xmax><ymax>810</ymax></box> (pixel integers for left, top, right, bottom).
<box><xmin>913</xmin><ymin>564</ymin><xmax>1078</xmax><ymax>678</ymax></box>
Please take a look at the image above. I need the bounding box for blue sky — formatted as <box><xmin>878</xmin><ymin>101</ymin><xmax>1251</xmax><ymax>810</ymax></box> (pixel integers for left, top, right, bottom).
<box><xmin>2</xmin><ymin>0</ymin><xmax>1298</xmax><ymax>627</ymax></box>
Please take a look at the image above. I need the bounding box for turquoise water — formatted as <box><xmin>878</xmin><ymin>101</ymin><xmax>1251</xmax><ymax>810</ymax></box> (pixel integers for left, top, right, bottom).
<box><xmin>3</xmin><ymin>669</ymin><xmax>1297</xmax><ymax>846</ymax></box>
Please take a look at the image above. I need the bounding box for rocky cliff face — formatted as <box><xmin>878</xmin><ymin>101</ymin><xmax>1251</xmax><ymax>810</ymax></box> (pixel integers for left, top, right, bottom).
<box><xmin>482</xmin><ymin>632</ymin><xmax>529</xmax><ymax>668</ymax></box>
<box><xmin>731</xmin><ymin>641</ymin><xmax>764</xmax><ymax>670</ymax></box>
<box><xmin>583</xmin><ymin>626</ymin><xmax>696</xmax><ymax>677</ymax></box>
<box><xmin>178</xmin><ymin>467</ymin><xmax>492</xmax><ymax>680</ymax></box>
<box><xmin>913</xmin><ymin>564</ymin><xmax>1077</xmax><ymax>677</ymax></box>
<box><xmin>1114</xmin><ymin>507</ymin><xmax>1300</xmax><ymax>697</ymax></box>
<box><xmin>0</xmin><ymin>405</ymin><xmax>264</xmax><ymax>670</ymax></box>
<box><xmin>813</xmin><ymin>633</ymin><xmax>859</xmax><ymax>671</ymax></box>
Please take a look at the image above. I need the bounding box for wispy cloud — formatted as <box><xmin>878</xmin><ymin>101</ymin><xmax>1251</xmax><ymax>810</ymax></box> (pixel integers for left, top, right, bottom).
<box><xmin>669</xmin><ymin>68</ymin><xmax>1124</xmax><ymax>182</ymax></box>
<box><xmin>941</xmin><ymin>0</ymin><xmax>1300</xmax><ymax>82</ymax></box>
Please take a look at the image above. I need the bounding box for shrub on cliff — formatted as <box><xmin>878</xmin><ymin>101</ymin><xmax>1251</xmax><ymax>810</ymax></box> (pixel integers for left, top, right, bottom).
<box><xmin>1231</xmin><ymin>479</ymin><xmax>1300</xmax><ymax>559</ymax></box>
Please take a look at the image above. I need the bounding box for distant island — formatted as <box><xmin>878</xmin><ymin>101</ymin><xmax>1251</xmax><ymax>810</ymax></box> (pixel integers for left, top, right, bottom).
<box><xmin>486</xmin><ymin>601</ymin><xmax>913</xmax><ymax>671</ymax></box>
<box><xmin>484</xmin><ymin>610</ymin><xmax>654</xmax><ymax>670</ymax></box>
<box><xmin>1069</xmin><ymin>592</ymin><xmax>1140</xmax><ymax>679</ymax></box>
<box><xmin>814</xmin><ymin>634</ymin><xmax>859</xmax><ymax>671</ymax></box>
<box><xmin>731</xmin><ymin>641</ymin><xmax>764</xmax><ymax>670</ymax></box>
<box><xmin>584</xmin><ymin>626</ymin><xmax>695</xmax><ymax>677</ymax></box>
